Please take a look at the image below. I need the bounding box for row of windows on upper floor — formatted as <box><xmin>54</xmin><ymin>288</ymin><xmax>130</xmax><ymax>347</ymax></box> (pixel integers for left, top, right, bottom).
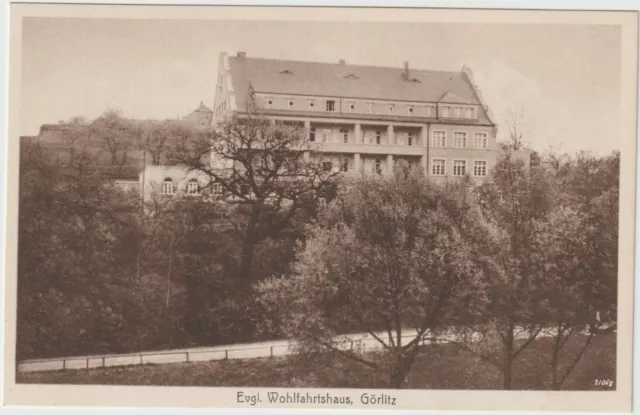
<box><xmin>264</xmin><ymin>97</ymin><xmax>478</xmax><ymax>120</ymax></box>
<box><xmin>309</xmin><ymin>128</ymin><xmax>490</xmax><ymax>149</ymax></box>
<box><xmin>316</xmin><ymin>156</ymin><xmax>488</xmax><ymax>177</ymax></box>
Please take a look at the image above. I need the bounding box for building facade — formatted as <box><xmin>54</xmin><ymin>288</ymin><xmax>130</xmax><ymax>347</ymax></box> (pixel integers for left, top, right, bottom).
<box><xmin>143</xmin><ymin>52</ymin><xmax>530</xmax><ymax>201</ymax></box>
<box><xmin>211</xmin><ymin>51</ymin><xmax>526</xmax><ymax>181</ymax></box>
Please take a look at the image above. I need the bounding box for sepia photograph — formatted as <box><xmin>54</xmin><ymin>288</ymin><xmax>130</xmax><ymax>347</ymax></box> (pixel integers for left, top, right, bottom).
<box><xmin>3</xmin><ymin>3</ymin><xmax>638</xmax><ymax>413</ymax></box>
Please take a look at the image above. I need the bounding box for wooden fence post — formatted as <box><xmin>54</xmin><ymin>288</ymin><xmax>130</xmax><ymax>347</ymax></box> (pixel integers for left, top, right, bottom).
<box><xmin>186</xmin><ymin>352</ymin><xmax>190</xmax><ymax>363</ymax></box>
<box><xmin>270</xmin><ymin>346</ymin><xmax>273</xmax><ymax>358</ymax></box>
<box><xmin>225</xmin><ymin>350</ymin><xmax>228</xmax><ymax>360</ymax></box>
<box><xmin>86</xmin><ymin>358</ymin><xmax>89</xmax><ymax>369</ymax></box>
<box><xmin>102</xmin><ymin>357</ymin><xmax>105</xmax><ymax>367</ymax></box>
<box><xmin>62</xmin><ymin>360</ymin><xmax>66</xmax><ymax>370</ymax></box>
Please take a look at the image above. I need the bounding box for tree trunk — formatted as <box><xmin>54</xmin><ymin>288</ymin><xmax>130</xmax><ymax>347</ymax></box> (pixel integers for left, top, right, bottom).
<box><xmin>390</xmin><ymin>354</ymin><xmax>410</xmax><ymax>389</ymax></box>
<box><xmin>166</xmin><ymin>234</ymin><xmax>175</xmax><ymax>308</ymax></box>
<box><xmin>503</xmin><ymin>354</ymin><xmax>513</xmax><ymax>390</ymax></box>
<box><xmin>502</xmin><ymin>322</ymin><xmax>515</xmax><ymax>390</ymax></box>
<box><xmin>550</xmin><ymin>324</ymin><xmax>563</xmax><ymax>390</ymax></box>
<box><xmin>390</xmin><ymin>352</ymin><xmax>417</xmax><ymax>389</ymax></box>
<box><xmin>240</xmin><ymin>204</ymin><xmax>260</xmax><ymax>280</ymax></box>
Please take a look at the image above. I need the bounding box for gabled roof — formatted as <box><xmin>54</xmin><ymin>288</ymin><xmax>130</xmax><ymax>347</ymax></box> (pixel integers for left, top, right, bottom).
<box><xmin>438</xmin><ymin>90</ymin><xmax>474</xmax><ymax>105</ymax></box>
<box><xmin>194</xmin><ymin>102</ymin><xmax>212</xmax><ymax>113</ymax></box>
<box><xmin>227</xmin><ymin>55</ymin><xmax>493</xmax><ymax>125</ymax></box>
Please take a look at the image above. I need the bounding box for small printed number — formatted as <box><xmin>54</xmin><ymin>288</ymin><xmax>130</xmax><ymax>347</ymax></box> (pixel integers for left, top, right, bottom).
<box><xmin>594</xmin><ymin>379</ymin><xmax>614</xmax><ymax>388</ymax></box>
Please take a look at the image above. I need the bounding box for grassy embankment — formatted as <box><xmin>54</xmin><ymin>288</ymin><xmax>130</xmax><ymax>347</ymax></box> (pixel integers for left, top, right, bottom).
<box><xmin>18</xmin><ymin>335</ymin><xmax>615</xmax><ymax>390</ymax></box>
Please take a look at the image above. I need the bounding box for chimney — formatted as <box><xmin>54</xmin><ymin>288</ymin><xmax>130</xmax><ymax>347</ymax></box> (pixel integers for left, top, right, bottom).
<box><xmin>339</xmin><ymin>59</ymin><xmax>346</xmax><ymax>65</ymax></box>
<box><xmin>403</xmin><ymin>61</ymin><xmax>410</xmax><ymax>80</ymax></box>
<box><xmin>237</xmin><ymin>51</ymin><xmax>246</xmax><ymax>58</ymax></box>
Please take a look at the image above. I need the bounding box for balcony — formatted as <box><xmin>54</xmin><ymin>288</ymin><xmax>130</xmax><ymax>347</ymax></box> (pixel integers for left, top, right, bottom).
<box><xmin>319</xmin><ymin>141</ymin><xmax>425</xmax><ymax>156</ymax></box>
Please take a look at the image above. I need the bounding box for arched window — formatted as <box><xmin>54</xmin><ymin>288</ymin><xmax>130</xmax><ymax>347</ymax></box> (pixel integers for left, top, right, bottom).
<box><xmin>187</xmin><ymin>179</ymin><xmax>200</xmax><ymax>195</ymax></box>
<box><xmin>161</xmin><ymin>178</ymin><xmax>175</xmax><ymax>195</ymax></box>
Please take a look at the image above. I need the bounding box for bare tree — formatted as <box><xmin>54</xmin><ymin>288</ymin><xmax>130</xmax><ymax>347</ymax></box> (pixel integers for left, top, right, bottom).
<box><xmin>89</xmin><ymin>109</ymin><xmax>136</xmax><ymax>176</ymax></box>
<box><xmin>169</xmin><ymin>110</ymin><xmax>339</xmax><ymax>280</ymax></box>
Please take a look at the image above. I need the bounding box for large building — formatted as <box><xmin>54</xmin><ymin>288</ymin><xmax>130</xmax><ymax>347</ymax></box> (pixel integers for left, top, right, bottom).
<box><xmin>214</xmin><ymin>52</ymin><xmax>510</xmax><ymax>177</ymax></box>
<box><xmin>142</xmin><ymin>52</ymin><xmax>530</xmax><ymax>200</ymax></box>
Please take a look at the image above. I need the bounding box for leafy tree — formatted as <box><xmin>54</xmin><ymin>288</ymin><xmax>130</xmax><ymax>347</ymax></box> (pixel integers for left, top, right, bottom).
<box><xmin>463</xmin><ymin>140</ymin><xmax>551</xmax><ymax>390</ymax></box>
<box><xmin>257</xmin><ymin>168</ymin><xmax>484</xmax><ymax>388</ymax></box>
<box><xmin>530</xmin><ymin>206</ymin><xmax>594</xmax><ymax>389</ymax></box>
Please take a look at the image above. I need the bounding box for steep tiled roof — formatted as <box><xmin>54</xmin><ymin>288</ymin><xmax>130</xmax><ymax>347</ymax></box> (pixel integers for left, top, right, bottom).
<box><xmin>228</xmin><ymin>56</ymin><xmax>484</xmax><ymax>109</ymax></box>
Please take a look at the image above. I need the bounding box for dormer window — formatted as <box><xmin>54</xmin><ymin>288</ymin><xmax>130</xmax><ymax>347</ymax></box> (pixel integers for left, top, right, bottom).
<box><xmin>466</xmin><ymin>107</ymin><xmax>475</xmax><ymax>119</ymax></box>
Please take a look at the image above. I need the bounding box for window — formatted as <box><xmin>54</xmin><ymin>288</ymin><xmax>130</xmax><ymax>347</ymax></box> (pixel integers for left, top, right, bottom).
<box><xmin>341</xmin><ymin>157</ymin><xmax>350</xmax><ymax>172</ymax></box>
<box><xmin>326</xmin><ymin>100</ymin><xmax>335</xmax><ymax>112</ymax></box>
<box><xmin>340</xmin><ymin>128</ymin><xmax>349</xmax><ymax>143</ymax></box>
<box><xmin>374</xmin><ymin>159</ymin><xmax>382</xmax><ymax>174</ymax></box>
<box><xmin>187</xmin><ymin>179</ymin><xmax>200</xmax><ymax>195</ymax></box>
<box><xmin>161</xmin><ymin>178</ymin><xmax>175</xmax><ymax>195</ymax></box>
<box><xmin>309</xmin><ymin>100</ymin><xmax>315</xmax><ymax>109</ymax></box>
<box><xmin>323</xmin><ymin>129</ymin><xmax>332</xmax><ymax>143</ymax></box>
<box><xmin>466</xmin><ymin>107</ymin><xmax>475</xmax><ymax>119</ymax></box>
<box><xmin>453</xmin><ymin>160</ymin><xmax>466</xmax><ymax>176</ymax></box>
<box><xmin>432</xmin><ymin>159</ymin><xmax>445</xmax><ymax>176</ymax></box>
<box><xmin>440</xmin><ymin>106</ymin><xmax>449</xmax><ymax>118</ymax></box>
<box><xmin>473</xmin><ymin>160</ymin><xmax>487</xmax><ymax>177</ymax></box>
<box><xmin>475</xmin><ymin>132</ymin><xmax>488</xmax><ymax>149</ymax></box>
<box><xmin>407</xmin><ymin>132</ymin><xmax>414</xmax><ymax>146</ymax></box>
<box><xmin>453</xmin><ymin>132</ymin><xmax>467</xmax><ymax>148</ymax></box>
<box><xmin>432</xmin><ymin>131</ymin><xmax>446</xmax><ymax>147</ymax></box>
<box><xmin>288</xmin><ymin>100</ymin><xmax>294</xmax><ymax>108</ymax></box>
<box><xmin>454</xmin><ymin>107</ymin><xmax>462</xmax><ymax>118</ymax></box>
<box><xmin>322</xmin><ymin>161</ymin><xmax>333</xmax><ymax>172</ymax></box>
<box><xmin>375</xmin><ymin>131</ymin><xmax>382</xmax><ymax>145</ymax></box>
<box><xmin>309</xmin><ymin>127</ymin><xmax>316</xmax><ymax>142</ymax></box>
<box><xmin>212</xmin><ymin>183</ymin><xmax>224</xmax><ymax>196</ymax></box>
<box><xmin>426</xmin><ymin>106</ymin><xmax>435</xmax><ymax>117</ymax></box>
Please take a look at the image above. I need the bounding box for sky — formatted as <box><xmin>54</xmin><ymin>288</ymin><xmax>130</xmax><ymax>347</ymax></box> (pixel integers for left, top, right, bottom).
<box><xmin>21</xmin><ymin>18</ymin><xmax>622</xmax><ymax>154</ymax></box>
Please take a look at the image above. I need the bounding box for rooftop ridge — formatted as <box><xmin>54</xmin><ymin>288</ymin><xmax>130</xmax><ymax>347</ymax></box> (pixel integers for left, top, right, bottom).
<box><xmin>229</xmin><ymin>55</ymin><xmax>463</xmax><ymax>75</ymax></box>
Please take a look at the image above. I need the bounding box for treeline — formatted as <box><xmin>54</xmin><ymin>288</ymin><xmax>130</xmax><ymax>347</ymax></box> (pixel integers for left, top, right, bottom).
<box><xmin>17</xmin><ymin>113</ymin><xmax>618</xmax><ymax>390</ymax></box>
